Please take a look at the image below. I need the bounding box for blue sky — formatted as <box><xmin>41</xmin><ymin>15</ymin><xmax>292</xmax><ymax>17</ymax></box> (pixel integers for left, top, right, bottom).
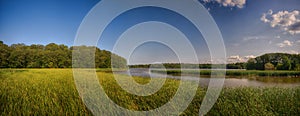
<box><xmin>1</xmin><ymin>0</ymin><xmax>300</xmax><ymax>64</ymax></box>
<box><xmin>0</xmin><ymin>0</ymin><xmax>99</xmax><ymax>45</ymax></box>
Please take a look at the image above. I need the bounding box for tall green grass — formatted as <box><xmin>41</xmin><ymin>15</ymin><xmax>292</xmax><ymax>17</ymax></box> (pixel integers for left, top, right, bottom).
<box><xmin>0</xmin><ymin>69</ymin><xmax>299</xmax><ymax>115</ymax></box>
<box><xmin>0</xmin><ymin>69</ymin><xmax>92</xmax><ymax>115</ymax></box>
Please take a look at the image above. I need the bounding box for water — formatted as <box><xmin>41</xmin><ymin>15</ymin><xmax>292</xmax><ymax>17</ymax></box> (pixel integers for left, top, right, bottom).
<box><xmin>114</xmin><ymin>68</ymin><xmax>300</xmax><ymax>88</ymax></box>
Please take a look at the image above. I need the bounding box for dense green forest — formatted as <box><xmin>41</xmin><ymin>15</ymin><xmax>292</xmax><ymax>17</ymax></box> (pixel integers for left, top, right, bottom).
<box><xmin>0</xmin><ymin>41</ymin><xmax>126</xmax><ymax>68</ymax></box>
<box><xmin>246</xmin><ymin>53</ymin><xmax>300</xmax><ymax>70</ymax></box>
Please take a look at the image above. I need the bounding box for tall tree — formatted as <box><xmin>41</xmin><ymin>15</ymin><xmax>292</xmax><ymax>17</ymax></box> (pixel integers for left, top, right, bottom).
<box><xmin>246</xmin><ymin>58</ymin><xmax>257</xmax><ymax>70</ymax></box>
<box><xmin>0</xmin><ymin>41</ymin><xmax>11</xmax><ymax>68</ymax></box>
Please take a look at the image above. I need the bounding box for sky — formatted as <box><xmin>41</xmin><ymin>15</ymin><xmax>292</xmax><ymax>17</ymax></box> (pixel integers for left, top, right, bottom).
<box><xmin>0</xmin><ymin>0</ymin><xmax>300</xmax><ymax>64</ymax></box>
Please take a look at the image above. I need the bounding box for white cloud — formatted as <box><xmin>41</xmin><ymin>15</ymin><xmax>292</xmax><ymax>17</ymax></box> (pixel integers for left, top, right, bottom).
<box><xmin>227</xmin><ymin>55</ymin><xmax>243</xmax><ymax>63</ymax></box>
<box><xmin>228</xmin><ymin>55</ymin><xmax>241</xmax><ymax>59</ymax></box>
<box><xmin>203</xmin><ymin>0</ymin><xmax>246</xmax><ymax>8</ymax></box>
<box><xmin>227</xmin><ymin>55</ymin><xmax>255</xmax><ymax>63</ymax></box>
<box><xmin>289</xmin><ymin>50</ymin><xmax>299</xmax><ymax>54</ymax></box>
<box><xmin>244</xmin><ymin>55</ymin><xmax>256</xmax><ymax>59</ymax></box>
<box><xmin>202</xmin><ymin>59</ymin><xmax>227</xmax><ymax>64</ymax></box>
<box><xmin>261</xmin><ymin>10</ymin><xmax>300</xmax><ymax>35</ymax></box>
<box><xmin>261</xmin><ymin>9</ymin><xmax>273</xmax><ymax>23</ymax></box>
<box><xmin>207</xmin><ymin>7</ymin><xmax>211</xmax><ymax>11</ymax></box>
<box><xmin>243</xmin><ymin>36</ymin><xmax>267</xmax><ymax>41</ymax></box>
<box><xmin>277</xmin><ymin>40</ymin><xmax>293</xmax><ymax>48</ymax></box>
<box><xmin>261</xmin><ymin>14</ymin><xmax>269</xmax><ymax>23</ymax></box>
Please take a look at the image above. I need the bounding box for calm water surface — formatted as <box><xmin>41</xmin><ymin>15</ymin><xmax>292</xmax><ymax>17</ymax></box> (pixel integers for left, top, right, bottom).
<box><xmin>115</xmin><ymin>68</ymin><xmax>300</xmax><ymax>88</ymax></box>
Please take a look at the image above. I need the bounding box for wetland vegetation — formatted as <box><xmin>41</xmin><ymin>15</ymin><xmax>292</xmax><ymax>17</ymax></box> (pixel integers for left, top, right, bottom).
<box><xmin>0</xmin><ymin>69</ymin><xmax>299</xmax><ymax>115</ymax></box>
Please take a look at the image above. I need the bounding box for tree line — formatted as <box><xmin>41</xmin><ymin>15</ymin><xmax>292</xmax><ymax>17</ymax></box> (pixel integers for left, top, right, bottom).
<box><xmin>246</xmin><ymin>53</ymin><xmax>300</xmax><ymax>70</ymax></box>
<box><xmin>1</xmin><ymin>40</ymin><xmax>298</xmax><ymax>70</ymax></box>
<box><xmin>129</xmin><ymin>63</ymin><xmax>246</xmax><ymax>69</ymax></box>
<box><xmin>129</xmin><ymin>53</ymin><xmax>300</xmax><ymax>71</ymax></box>
<box><xmin>0</xmin><ymin>41</ymin><xmax>127</xmax><ymax>68</ymax></box>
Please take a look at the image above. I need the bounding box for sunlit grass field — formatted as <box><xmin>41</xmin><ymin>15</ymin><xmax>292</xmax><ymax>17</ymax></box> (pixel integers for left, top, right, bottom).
<box><xmin>0</xmin><ymin>69</ymin><xmax>299</xmax><ymax>115</ymax></box>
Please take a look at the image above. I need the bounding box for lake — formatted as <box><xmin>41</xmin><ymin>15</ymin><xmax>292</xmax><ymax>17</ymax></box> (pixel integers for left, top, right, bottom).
<box><xmin>115</xmin><ymin>68</ymin><xmax>300</xmax><ymax>88</ymax></box>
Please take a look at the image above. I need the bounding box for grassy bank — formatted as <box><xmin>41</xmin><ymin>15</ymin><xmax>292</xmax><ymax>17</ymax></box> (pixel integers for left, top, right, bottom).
<box><xmin>151</xmin><ymin>69</ymin><xmax>300</xmax><ymax>77</ymax></box>
<box><xmin>0</xmin><ymin>69</ymin><xmax>299</xmax><ymax>115</ymax></box>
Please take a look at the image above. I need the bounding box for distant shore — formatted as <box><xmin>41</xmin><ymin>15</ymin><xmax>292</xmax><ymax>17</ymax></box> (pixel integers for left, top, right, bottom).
<box><xmin>151</xmin><ymin>69</ymin><xmax>300</xmax><ymax>77</ymax></box>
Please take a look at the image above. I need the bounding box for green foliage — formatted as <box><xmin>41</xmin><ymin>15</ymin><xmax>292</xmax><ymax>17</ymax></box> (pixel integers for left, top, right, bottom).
<box><xmin>246</xmin><ymin>58</ymin><xmax>257</xmax><ymax>70</ymax></box>
<box><xmin>264</xmin><ymin>62</ymin><xmax>275</xmax><ymax>70</ymax></box>
<box><xmin>295</xmin><ymin>64</ymin><xmax>300</xmax><ymax>71</ymax></box>
<box><xmin>0</xmin><ymin>41</ymin><xmax>11</xmax><ymax>68</ymax></box>
<box><xmin>0</xmin><ymin>42</ymin><xmax>126</xmax><ymax>68</ymax></box>
<box><xmin>0</xmin><ymin>69</ymin><xmax>92</xmax><ymax>115</ymax></box>
<box><xmin>0</xmin><ymin>69</ymin><xmax>299</xmax><ymax>115</ymax></box>
<box><xmin>206</xmin><ymin>87</ymin><xmax>300</xmax><ymax>115</ymax></box>
<box><xmin>276</xmin><ymin>56</ymin><xmax>292</xmax><ymax>70</ymax></box>
<box><xmin>246</xmin><ymin>53</ymin><xmax>300</xmax><ymax>70</ymax></box>
<box><xmin>227</xmin><ymin>63</ymin><xmax>246</xmax><ymax>69</ymax></box>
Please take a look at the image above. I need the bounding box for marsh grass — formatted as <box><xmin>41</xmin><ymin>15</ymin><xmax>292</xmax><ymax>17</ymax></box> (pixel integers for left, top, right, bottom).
<box><xmin>0</xmin><ymin>69</ymin><xmax>299</xmax><ymax>115</ymax></box>
<box><xmin>0</xmin><ymin>69</ymin><xmax>91</xmax><ymax>115</ymax></box>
